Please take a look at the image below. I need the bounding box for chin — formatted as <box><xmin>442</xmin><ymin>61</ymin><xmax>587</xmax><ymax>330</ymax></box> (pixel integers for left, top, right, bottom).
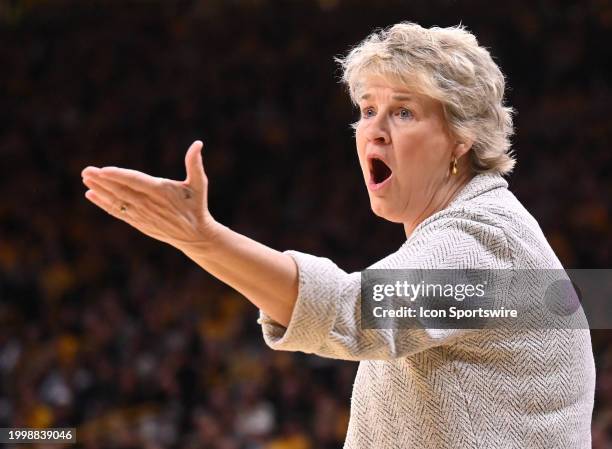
<box><xmin>369</xmin><ymin>199</ymin><xmax>403</xmax><ymax>224</ymax></box>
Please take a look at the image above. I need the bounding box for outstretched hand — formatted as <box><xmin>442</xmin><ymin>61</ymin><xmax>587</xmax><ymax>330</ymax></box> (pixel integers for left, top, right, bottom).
<box><xmin>81</xmin><ymin>140</ymin><xmax>219</xmax><ymax>249</ymax></box>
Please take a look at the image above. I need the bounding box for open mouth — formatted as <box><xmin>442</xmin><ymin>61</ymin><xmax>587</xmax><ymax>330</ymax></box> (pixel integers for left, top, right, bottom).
<box><xmin>370</xmin><ymin>157</ymin><xmax>393</xmax><ymax>185</ymax></box>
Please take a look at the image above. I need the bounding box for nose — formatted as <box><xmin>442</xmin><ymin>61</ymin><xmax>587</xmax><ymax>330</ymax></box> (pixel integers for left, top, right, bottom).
<box><xmin>363</xmin><ymin>114</ymin><xmax>390</xmax><ymax>145</ymax></box>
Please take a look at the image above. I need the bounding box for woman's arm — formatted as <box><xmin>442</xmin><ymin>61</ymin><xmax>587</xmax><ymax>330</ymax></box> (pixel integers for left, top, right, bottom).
<box><xmin>81</xmin><ymin>140</ymin><xmax>298</xmax><ymax>326</ymax></box>
<box><xmin>178</xmin><ymin>223</ymin><xmax>298</xmax><ymax>327</ymax></box>
<box><xmin>82</xmin><ymin>141</ymin><xmax>511</xmax><ymax>361</ymax></box>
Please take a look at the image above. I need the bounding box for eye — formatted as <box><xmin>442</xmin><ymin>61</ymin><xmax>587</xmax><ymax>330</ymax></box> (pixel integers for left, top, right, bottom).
<box><xmin>361</xmin><ymin>107</ymin><xmax>375</xmax><ymax>118</ymax></box>
<box><xmin>398</xmin><ymin>108</ymin><xmax>413</xmax><ymax>120</ymax></box>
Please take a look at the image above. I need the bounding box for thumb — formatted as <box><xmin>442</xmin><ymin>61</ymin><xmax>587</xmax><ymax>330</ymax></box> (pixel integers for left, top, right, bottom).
<box><xmin>184</xmin><ymin>140</ymin><xmax>206</xmax><ymax>188</ymax></box>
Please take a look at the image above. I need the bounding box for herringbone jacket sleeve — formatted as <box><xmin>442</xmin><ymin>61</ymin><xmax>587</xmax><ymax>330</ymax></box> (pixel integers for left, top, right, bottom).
<box><xmin>258</xmin><ymin>215</ymin><xmax>513</xmax><ymax>361</ymax></box>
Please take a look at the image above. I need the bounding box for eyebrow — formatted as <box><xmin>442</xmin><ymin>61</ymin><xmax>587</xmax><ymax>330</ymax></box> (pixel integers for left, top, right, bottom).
<box><xmin>359</xmin><ymin>93</ymin><xmax>415</xmax><ymax>102</ymax></box>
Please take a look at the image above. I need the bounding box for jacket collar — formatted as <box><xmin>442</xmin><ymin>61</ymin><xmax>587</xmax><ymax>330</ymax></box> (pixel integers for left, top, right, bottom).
<box><xmin>403</xmin><ymin>172</ymin><xmax>510</xmax><ymax>245</ymax></box>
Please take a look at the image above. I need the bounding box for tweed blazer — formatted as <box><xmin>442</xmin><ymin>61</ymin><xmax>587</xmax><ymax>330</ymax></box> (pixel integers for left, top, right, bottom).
<box><xmin>258</xmin><ymin>172</ymin><xmax>595</xmax><ymax>449</ymax></box>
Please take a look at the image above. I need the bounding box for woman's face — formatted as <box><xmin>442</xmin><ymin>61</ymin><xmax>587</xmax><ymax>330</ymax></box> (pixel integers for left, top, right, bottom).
<box><xmin>355</xmin><ymin>75</ymin><xmax>461</xmax><ymax>225</ymax></box>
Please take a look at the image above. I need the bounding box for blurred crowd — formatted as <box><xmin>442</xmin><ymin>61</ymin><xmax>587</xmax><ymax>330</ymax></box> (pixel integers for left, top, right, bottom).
<box><xmin>1</xmin><ymin>0</ymin><xmax>611</xmax><ymax>448</ymax></box>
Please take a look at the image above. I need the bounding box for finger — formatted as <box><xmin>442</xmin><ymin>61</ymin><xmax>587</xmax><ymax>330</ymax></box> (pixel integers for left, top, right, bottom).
<box><xmin>84</xmin><ymin>175</ymin><xmax>155</xmax><ymax>210</ymax></box>
<box><xmin>94</xmin><ymin>166</ymin><xmax>162</xmax><ymax>196</ymax></box>
<box><xmin>83</xmin><ymin>177</ymin><xmax>120</xmax><ymax>208</ymax></box>
<box><xmin>82</xmin><ymin>166</ymin><xmax>101</xmax><ymax>177</ymax></box>
<box><xmin>184</xmin><ymin>140</ymin><xmax>206</xmax><ymax>190</ymax></box>
<box><xmin>84</xmin><ymin>178</ymin><xmax>139</xmax><ymax>217</ymax></box>
<box><xmin>84</xmin><ymin>170</ymin><xmax>186</xmax><ymax>230</ymax></box>
<box><xmin>84</xmin><ymin>175</ymin><xmax>184</xmax><ymax>226</ymax></box>
<box><xmin>84</xmin><ymin>188</ymin><xmax>133</xmax><ymax>222</ymax></box>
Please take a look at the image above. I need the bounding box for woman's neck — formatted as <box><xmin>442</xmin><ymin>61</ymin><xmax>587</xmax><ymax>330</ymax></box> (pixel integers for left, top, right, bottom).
<box><xmin>403</xmin><ymin>171</ymin><xmax>475</xmax><ymax>239</ymax></box>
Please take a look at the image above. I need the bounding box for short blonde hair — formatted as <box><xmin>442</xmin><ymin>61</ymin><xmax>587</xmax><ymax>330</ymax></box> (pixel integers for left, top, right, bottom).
<box><xmin>336</xmin><ymin>22</ymin><xmax>516</xmax><ymax>175</ymax></box>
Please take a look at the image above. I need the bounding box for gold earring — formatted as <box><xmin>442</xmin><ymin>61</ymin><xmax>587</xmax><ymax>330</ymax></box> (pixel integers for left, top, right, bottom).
<box><xmin>451</xmin><ymin>157</ymin><xmax>458</xmax><ymax>175</ymax></box>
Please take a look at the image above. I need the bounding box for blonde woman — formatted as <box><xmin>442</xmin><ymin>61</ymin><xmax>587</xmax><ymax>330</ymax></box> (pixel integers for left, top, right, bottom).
<box><xmin>82</xmin><ymin>22</ymin><xmax>595</xmax><ymax>449</ymax></box>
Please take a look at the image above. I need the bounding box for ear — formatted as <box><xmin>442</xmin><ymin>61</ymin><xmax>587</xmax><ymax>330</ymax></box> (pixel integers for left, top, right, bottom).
<box><xmin>453</xmin><ymin>139</ymin><xmax>474</xmax><ymax>159</ymax></box>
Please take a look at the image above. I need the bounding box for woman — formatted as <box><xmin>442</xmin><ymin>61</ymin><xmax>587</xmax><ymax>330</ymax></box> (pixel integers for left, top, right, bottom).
<box><xmin>81</xmin><ymin>23</ymin><xmax>595</xmax><ymax>448</ymax></box>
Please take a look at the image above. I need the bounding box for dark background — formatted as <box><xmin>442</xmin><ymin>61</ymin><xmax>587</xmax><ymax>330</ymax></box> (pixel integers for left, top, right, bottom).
<box><xmin>1</xmin><ymin>0</ymin><xmax>611</xmax><ymax>448</ymax></box>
